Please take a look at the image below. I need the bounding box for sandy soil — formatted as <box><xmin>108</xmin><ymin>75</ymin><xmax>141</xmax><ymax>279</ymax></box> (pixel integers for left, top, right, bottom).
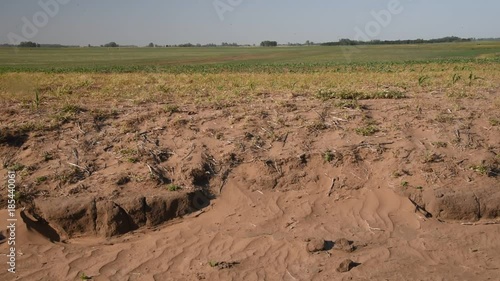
<box><xmin>1</xmin><ymin>89</ymin><xmax>499</xmax><ymax>280</ymax></box>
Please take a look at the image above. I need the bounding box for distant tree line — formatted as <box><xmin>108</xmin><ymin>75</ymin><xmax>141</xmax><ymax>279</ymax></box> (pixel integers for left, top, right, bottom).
<box><xmin>260</xmin><ymin>41</ymin><xmax>278</xmax><ymax>47</ymax></box>
<box><xmin>321</xmin><ymin>36</ymin><xmax>473</xmax><ymax>46</ymax></box>
<box><xmin>102</xmin><ymin>42</ymin><xmax>119</xmax><ymax>48</ymax></box>
<box><xmin>221</xmin><ymin>42</ymin><xmax>239</xmax><ymax>47</ymax></box>
<box><xmin>14</xmin><ymin>42</ymin><xmax>77</xmax><ymax>48</ymax></box>
<box><xmin>165</xmin><ymin>42</ymin><xmax>247</xmax><ymax>47</ymax></box>
<box><xmin>2</xmin><ymin>37</ymin><xmax>496</xmax><ymax>49</ymax></box>
<box><xmin>18</xmin><ymin>41</ymin><xmax>41</xmax><ymax>48</ymax></box>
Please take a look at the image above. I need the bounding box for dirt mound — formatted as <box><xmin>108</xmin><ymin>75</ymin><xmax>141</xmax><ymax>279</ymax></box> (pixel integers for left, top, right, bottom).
<box><xmin>26</xmin><ymin>191</ymin><xmax>209</xmax><ymax>239</ymax></box>
<box><xmin>422</xmin><ymin>187</ymin><xmax>500</xmax><ymax>221</ymax></box>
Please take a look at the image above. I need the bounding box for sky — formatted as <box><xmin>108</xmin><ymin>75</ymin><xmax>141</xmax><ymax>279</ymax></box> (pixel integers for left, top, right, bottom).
<box><xmin>0</xmin><ymin>0</ymin><xmax>499</xmax><ymax>46</ymax></box>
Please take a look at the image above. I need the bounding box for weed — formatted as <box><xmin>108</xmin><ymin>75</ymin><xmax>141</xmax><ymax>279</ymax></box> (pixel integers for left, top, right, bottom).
<box><xmin>35</xmin><ymin>176</ymin><xmax>48</xmax><ymax>184</ymax></box>
<box><xmin>164</xmin><ymin>104</ymin><xmax>180</xmax><ymax>114</ymax></box>
<box><xmin>489</xmin><ymin>118</ymin><xmax>499</xmax><ymax>126</ymax></box>
<box><xmin>323</xmin><ymin>150</ymin><xmax>334</xmax><ymax>163</ymax></box>
<box><xmin>56</xmin><ymin>167</ymin><xmax>87</xmax><ymax>185</ymax></box>
<box><xmin>401</xmin><ymin>181</ymin><xmax>409</xmax><ymax>187</ymax></box>
<box><xmin>470</xmin><ymin>164</ymin><xmax>489</xmax><ymax>176</ymax></box>
<box><xmin>468</xmin><ymin>72</ymin><xmax>482</xmax><ymax>86</ymax></box>
<box><xmin>8</xmin><ymin>163</ymin><xmax>25</xmax><ymax>172</ymax></box>
<box><xmin>452</xmin><ymin>73</ymin><xmax>461</xmax><ymax>85</ymax></box>
<box><xmin>418</xmin><ymin>75</ymin><xmax>429</xmax><ymax>86</ymax></box>
<box><xmin>355</xmin><ymin>125</ymin><xmax>379</xmax><ymax>136</ymax></box>
<box><xmin>127</xmin><ymin>157</ymin><xmax>139</xmax><ymax>163</ymax></box>
<box><xmin>80</xmin><ymin>272</ymin><xmax>92</xmax><ymax>280</ymax></box>
<box><xmin>61</xmin><ymin>104</ymin><xmax>85</xmax><ymax>114</ymax></box>
<box><xmin>43</xmin><ymin>152</ymin><xmax>54</xmax><ymax>161</ymax></box>
<box><xmin>33</xmin><ymin>89</ymin><xmax>41</xmax><ymax>110</ymax></box>
<box><xmin>13</xmin><ymin>191</ymin><xmax>24</xmax><ymax>201</ymax></box>
<box><xmin>167</xmin><ymin>184</ymin><xmax>181</xmax><ymax>191</ymax></box>
<box><xmin>120</xmin><ymin>148</ymin><xmax>139</xmax><ymax>163</ymax></box>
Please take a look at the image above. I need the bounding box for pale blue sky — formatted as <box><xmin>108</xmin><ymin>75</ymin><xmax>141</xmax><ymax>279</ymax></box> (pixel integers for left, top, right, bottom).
<box><xmin>0</xmin><ymin>0</ymin><xmax>499</xmax><ymax>46</ymax></box>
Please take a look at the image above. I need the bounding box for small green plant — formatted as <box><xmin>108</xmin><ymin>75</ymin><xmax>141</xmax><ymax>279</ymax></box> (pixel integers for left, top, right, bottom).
<box><xmin>208</xmin><ymin>260</ymin><xmax>219</xmax><ymax>267</ymax></box>
<box><xmin>452</xmin><ymin>73</ymin><xmax>461</xmax><ymax>85</ymax></box>
<box><xmin>164</xmin><ymin>104</ymin><xmax>180</xmax><ymax>114</ymax></box>
<box><xmin>35</xmin><ymin>176</ymin><xmax>48</xmax><ymax>184</ymax></box>
<box><xmin>61</xmin><ymin>104</ymin><xmax>85</xmax><ymax>114</ymax></box>
<box><xmin>33</xmin><ymin>89</ymin><xmax>41</xmax><ymax>109</ymax></box>
<box><xmin>468</xmin><ymin>72</ymin><xmax>482</xmax><ymax>86</ymax></box>
<box><xmin>418</xmin><ymin>75</ymin><xmax>429</xmax><ymax>86</ymax></box>
<box><xmin>13</xmin><ymin>191</ymin><xmax>24</xmax><ymax>202</ymax></box>
<box><xmin>127</xmin><ymin>157</ymin><xmax>139</xmax><ymax>163</ymax></box>
<box><xmin>323</xmin><ymin>150</ymin><xmax>334</xmax><ymax>163</ymax></box>
<box><xmin>167</xmin><ymin>184</ymin><xmax>181</xmax><ymax>191</ymax></box>
<box><xmin>120</xmin><ymin>148</ymin><xmax>139</xmax><ymax>163</ymax></box>
<box><xmin>489</xmin><ymin>118</ymin><xmax>500</xmax><ymax>127</ymax></box>
<box><xmin>355</xmin><ymin>125</ymin><xmax>379</xmax><ymax>136</ymax></box>
<box><xmin>401</xmin><ymin>181</ymin><xmax>409</xmax><ymax>187</ymax></box>
<box><xmin>8</xmin><ymin>163</ymin><xmax>25</xmax><ymax>172</ymax></box>
<box><xmin>416</xmin><ymin>186</ymin><xmax>423</xmax><ymax>190</ymax></box>
<box><xmin>80</xmin><ymin>272</ymin><xmax>91</xmax><ymax>280</ymax></box>
<box><xmin>43</xmin><ymin>152</ymin><xmax>54</xmax><ymax>162</ymax></box>
<box><xmin>470</xmin><ymin>164</ymin><xmax>489</xmax><ymax>176</ymax></box>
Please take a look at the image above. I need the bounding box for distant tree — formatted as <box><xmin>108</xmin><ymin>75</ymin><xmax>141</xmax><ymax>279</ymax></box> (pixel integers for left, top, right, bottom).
<box><xmin>18</xmin><ymin>41</ymin><xmax>40</xmax><ymax>48</ymax></box>
<box><xmin>260</xmin><ymin>41</ymin><xmax>277</xmax><ymax>47</ymax></box>
<box><xmin>148</xmin><ymin>42</ymin><xmax>154</xmax><ymax>47</ymax></box>
<box><xmin>104</xmin><ymin>42</ymin><xmax>119</xmax><ymax>48</ymax></box>
<box><xmin>221</xmin><ymin>42</ymin><xmax>239</xmax><ymax>47</ymax></box>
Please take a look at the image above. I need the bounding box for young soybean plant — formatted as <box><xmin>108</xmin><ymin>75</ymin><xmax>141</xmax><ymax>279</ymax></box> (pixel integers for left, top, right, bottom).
<box><xmin>33</xmin><ymin>90</ymin><xmax>41</xmax><ymax>110</ymax></box>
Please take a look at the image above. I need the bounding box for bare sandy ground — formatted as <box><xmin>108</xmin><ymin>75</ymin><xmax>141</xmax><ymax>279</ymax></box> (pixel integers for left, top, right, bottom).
<box><xmin>1</xmin><ymin>89</ymin><xmax>500</xmax><ymax>280</ymax></box>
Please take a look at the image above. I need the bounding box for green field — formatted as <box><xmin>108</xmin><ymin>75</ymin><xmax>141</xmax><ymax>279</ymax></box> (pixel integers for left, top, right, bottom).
<box><xmin>1</xmin><ymin>41</ymin><xmax>500</xmax><ymax>73</ymax></box>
